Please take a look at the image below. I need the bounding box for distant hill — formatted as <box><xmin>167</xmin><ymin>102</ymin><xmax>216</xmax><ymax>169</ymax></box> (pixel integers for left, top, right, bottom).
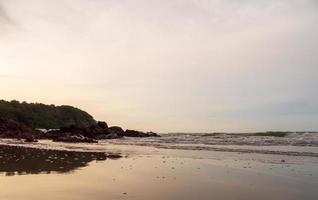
<box><xmin>0</xmin><ymin>100</ymin><xmax>96</xmax><ymax>129</ymax></box>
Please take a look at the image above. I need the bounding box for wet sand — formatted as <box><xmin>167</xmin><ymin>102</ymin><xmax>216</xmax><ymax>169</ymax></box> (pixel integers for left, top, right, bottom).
<box><xmin>0</xmin><ymin>144</ymin><xmax>318</xmax><ymax>200</ymax></box>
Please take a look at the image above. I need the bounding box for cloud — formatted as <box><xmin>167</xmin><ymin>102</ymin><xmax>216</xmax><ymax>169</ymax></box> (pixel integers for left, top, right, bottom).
<box><xmin>0</xmin><ymin>0</ymin><xmax>317</xmax><ymax>132</ymax></box>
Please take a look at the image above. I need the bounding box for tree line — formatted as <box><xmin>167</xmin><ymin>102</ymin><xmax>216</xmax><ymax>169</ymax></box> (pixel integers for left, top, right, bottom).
<box><xmin>0</xmin><ymin>100</ymin><xmax>96</xmax><ymax>129</ymax></box>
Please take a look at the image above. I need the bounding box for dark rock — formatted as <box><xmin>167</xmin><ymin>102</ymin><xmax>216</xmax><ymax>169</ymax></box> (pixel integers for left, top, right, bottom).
<box><xmin>106</xmin><ymin>153</ymin><xmax>122</xmax><ymax>159</ymax></box>
<box><xmin>24</xmin><ymin>135</ymin><xmax>38</xmax><ymax>143</ymax></box>
<box><xmin>0</xmin><ymin>116</ymin><xmax>160</xmax><ymax>143</ymax></box>
<box><xmin>0</xmin><ymin>117</ymin><xmax>42</xmax><ymax>141</ymax></box>
<box><xmin>47</xmin><ymin>122</ymin><xmax>110</xmax><ymax>141</ymax></box>
<box><xmin>124</xmin><ymin>129</ymin><xmax>160</xmax><ymax>137</ymax></box>
<box><xmin>146</xmin><ymin>131</ymin><xmax>161</xmax><ymax>137</ymax></box>
<box><xmin>97</xmin><ymin>121</ymin><xmax>108</xmax><ymax>129</ymax></box>
<box><xmin>108</xmin><ymin>126</ymin><xmax>125</xmax><ymax>137</ymax></box>
<box><xmin>60</xmin><ymin>124</ymin><xmax>79</xmax><ymax>132</ymax></box>
<box><xmin>124</xmin><ymin>129</ymin><xmax>147</xmax><ymax>137</ymax></box>
<box><xmin>40</xmin><ymin>121</ymin><xmax>160</xmax><ymax>142</ymax></box>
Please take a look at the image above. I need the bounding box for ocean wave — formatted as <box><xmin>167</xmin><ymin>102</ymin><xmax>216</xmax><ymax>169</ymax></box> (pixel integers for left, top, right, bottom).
<box><xmin>1</xmin><ymin>132</ymin><xmax>318</xmax><ymax>157</ymax></box>
<box><xmin>136</xmin><ymin>132</ymin><xmax>318</xmax><ymax>147</ymax></box>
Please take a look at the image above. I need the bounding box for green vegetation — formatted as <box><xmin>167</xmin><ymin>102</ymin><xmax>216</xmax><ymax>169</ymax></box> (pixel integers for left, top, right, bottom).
<box><xmin>0</xmin><ymin>100</ymin><xmax>96</xmax><ymax>129</ymax></box>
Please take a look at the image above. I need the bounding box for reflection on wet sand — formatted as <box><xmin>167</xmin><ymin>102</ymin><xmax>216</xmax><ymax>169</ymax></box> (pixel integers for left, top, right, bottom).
<box><xmin>0</xmin><ymin>145</ymin><xmax>121</xmax><ymax>176</ymax></box>
<box><xmin>0</xmin><ymin>144</ymin><xmax>317</xmax><ymax>200</ymax></box>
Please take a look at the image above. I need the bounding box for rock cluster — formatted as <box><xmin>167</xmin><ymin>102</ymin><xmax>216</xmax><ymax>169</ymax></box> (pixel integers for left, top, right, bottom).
<box><xmin>42</xmin><ymin>121</ymin><xmax>160</xmax><ymax>143</ymax></box>
<box><xmin>0</xmin><ymin>117</ymin><xmax>160</xmax><ymax>143</ymax></box>
<box><xmin>0</xmin><ymin>117</ymin><xmax>41</xmax><ymax>142</ymax></box>
<box><xmin>124</xmin><ymin>130</ymin><xmax>158</xmax><ymax>137</ymax></box>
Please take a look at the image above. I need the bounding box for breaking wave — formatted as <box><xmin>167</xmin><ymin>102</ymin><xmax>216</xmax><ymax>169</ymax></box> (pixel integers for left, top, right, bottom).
<box><xmin>1</xmin><ymin>132</ymin><xmax>318</xmax><ymax>157</ymax></box>
<box><xmin>104</xmin><ymin>132</ymin><xmax>318</xmax><ymax>147</ymax></box>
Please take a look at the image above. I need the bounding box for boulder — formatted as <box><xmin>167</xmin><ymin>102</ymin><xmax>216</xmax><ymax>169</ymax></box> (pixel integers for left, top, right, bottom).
<box><xmin>124</xmin><ymin>129</ymin><xmax>159</xmax><ymax>137</ymax></box>
<box><xmin>0</xmin><ymin>117</ymin><xmax>42</xmax><ymax>142</ymax></box>
<box><xmin>124</xmin><ymin>129</ymin><xmax>147</xmax><ymax>137</ymax></box>
<box><xmin>48</xmin><ymin>122</ymin><xmax>110</xmax><ymax>141</ymax></box>
<box><xmin>24</xmin><ymin>134</ymin><xmax>38</xmax><ymax>143</ymax></box>
<box><xmin>97</xmin><ymin>121</ymin><xmax>108</xmax><ymax>129</ymax></box>
<box><xmin>60</xmin><ymin>124</ymin><xmax>79</xmax><ymax>132</ymax></box>
<box><xmin>108</xmin><ymin>126</ymin><xmax>125</xmax><ymax>137</ymax></box>
<box><xmin>146</xmin><ymin>131</ymin><xmax>160</xmax><ymax>137</ymax></box>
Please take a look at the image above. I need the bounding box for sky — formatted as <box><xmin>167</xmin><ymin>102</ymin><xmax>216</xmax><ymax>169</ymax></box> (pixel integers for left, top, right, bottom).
<box><xmin>0</xmin><ymin>0</ymin><xmax>317</xmax><ymax>132</ymax></box>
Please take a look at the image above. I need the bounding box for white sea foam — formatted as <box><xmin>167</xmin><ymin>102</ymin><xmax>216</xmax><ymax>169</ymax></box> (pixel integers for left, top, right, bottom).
<box><xmin>1</xmin><ymin>132</ymin><xmax>318</xmax><ymax>157</ymax></box>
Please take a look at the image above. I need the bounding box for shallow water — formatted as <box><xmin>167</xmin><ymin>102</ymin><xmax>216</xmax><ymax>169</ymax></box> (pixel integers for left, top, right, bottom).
<box><xmin>0</xmin><ymin>143</ymin><xmax>318</xmax><ymax>200</ymax></box>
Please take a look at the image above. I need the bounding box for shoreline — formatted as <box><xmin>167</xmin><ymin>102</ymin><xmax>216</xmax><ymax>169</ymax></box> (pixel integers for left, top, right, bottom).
<box><xmin>1</xmin><ymin>138</ymin><xmax>318</xmax><ymax>158</ymax></box>
<box><xmin>1</xmin><ymin>140</ymin><xmax>318</xmax><ymax>200</ymax></box>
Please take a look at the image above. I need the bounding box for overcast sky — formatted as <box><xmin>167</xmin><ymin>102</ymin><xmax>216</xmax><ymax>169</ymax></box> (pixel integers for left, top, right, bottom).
<box><xmin>0</xmin><ymin>0</ymin><xmax>317</xmax><ymax>132</ymax></box>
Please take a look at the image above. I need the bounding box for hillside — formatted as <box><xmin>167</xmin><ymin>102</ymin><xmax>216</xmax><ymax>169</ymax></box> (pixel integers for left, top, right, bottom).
<box><xmin>0</xmin><ymin>100</ymin><xmax>96</xmax><ymax>129</ymax></box>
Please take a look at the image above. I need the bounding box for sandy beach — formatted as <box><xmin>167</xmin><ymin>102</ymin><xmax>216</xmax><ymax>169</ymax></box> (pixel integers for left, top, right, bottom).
<box><xmin>0</xmin><ymin>139</ymin><xmax>317</xmax><ymax>200</ymax></box>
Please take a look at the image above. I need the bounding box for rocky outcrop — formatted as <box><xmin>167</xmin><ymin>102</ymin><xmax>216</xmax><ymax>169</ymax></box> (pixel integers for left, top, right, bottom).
<box><xmin>146</xmin><ymin>131</ymin><xmax>160</xmax><ymax>137</ymax></box>
<box><xmin>45</xmin><ymin>122</ymin><xmax>160</xmax><ymax>142</ymax></box>
<box><xmin>0</xmin><ymin>117</ymin><xmax>41</xmax><ymax>142</ymax></box>
<box><xmin>124</xmin><ymin>129</ymin><xmax>148</xmax><ymax>137</ymax></box>
<box><xmin>108</xmin><ymin>126</ymin><xmax>125</xmax><ymax>137</ymax></box>
<box><xmin>45</xmin><ymin>124</ymin><xmax>160</xmax><ymax>142</ymax></box>
<box><xmin>44</xmin><ymin>121</ymin><xmax>111</xmax><ymax>141</ymax></box>
<box><xmin>124</xmin><ymin>129</ymin><xmax>160</xmax><ymax>137</ymax></box>
<box><xmin>0</xmin><ymin>117</ymin><xmax>160</xmax><ymax>143</ymax></box>
<box><xmin>97</xmin><ymin>121</ymin><xmax>108</xmax><ymax>129</ymax></box>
